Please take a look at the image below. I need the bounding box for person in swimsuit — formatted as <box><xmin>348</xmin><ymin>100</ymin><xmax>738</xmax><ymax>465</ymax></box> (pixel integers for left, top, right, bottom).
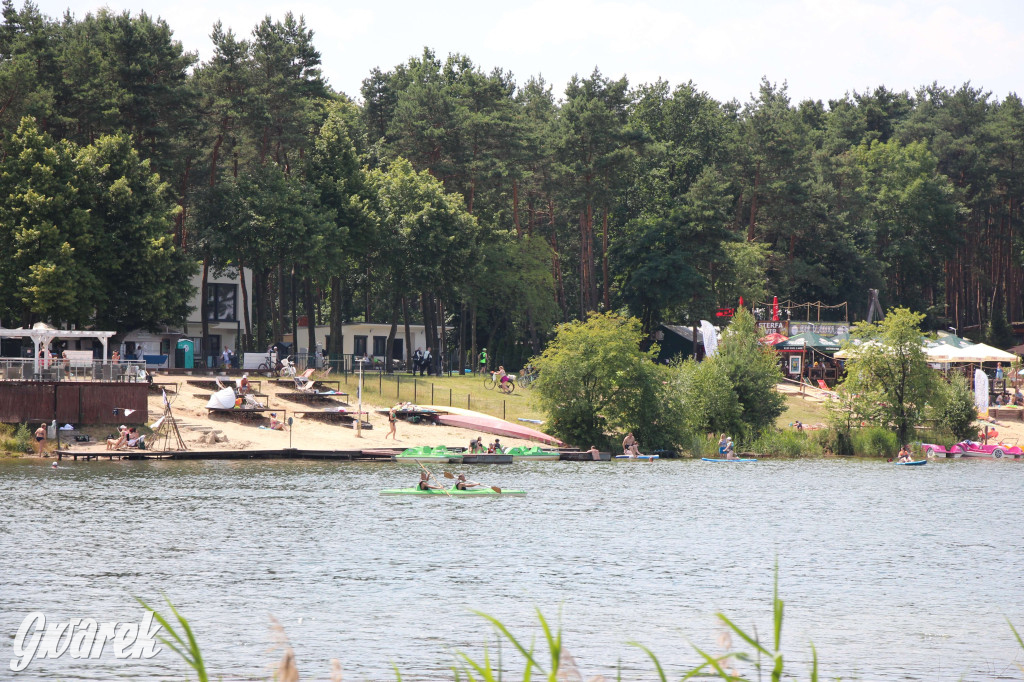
<box><xmin>725</xmin><ymin>437</ymin><xmax>736</xmax><ymax>459</ymax></box>
<box><xmin>385</xmin><ymin>406</ymin><xmax>397</xmax><ymax>440</ymax></box>
<box><xmin>34</xmin><ymin>423</ymin><xmax>46</xmax><ymax>455</ymax></box>
<box><xmin>897</xmin><ymin>444</ymin><xmax>912</xmax><ymax>462</ymax></box>
<box><xmin>453</xmin><ymin>474</ymin><xmax>483</xmax><ymax>491</ymax></box>
<box><xmin>718</xmin><ymin>433</ymin><xmax>728</xmax><ymax>456</ymax></box>
<box><xmin>417</xmin><ymin>471</ymin><xmax>442</xmax><ymax>490</ymax></box>
<box><xmin>623</xmin><ymin>432</ymin><xmax>641</xmax><ymax>458</ymax></box>
<box><xmin>587</xmin><ymin>445</ymin><xmax>601</xmax><ymax>461</ymax></box>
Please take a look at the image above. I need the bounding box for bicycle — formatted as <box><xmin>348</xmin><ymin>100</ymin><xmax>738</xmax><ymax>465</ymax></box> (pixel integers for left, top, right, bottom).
<box><xmin>484</xmin><ymin>371</ymin><xmax>516</xmax><ymax>394</ymax></box>
<box><xmin>518</xmin><ymin>368</ymin><xmax>538</xmax><ymax>388</ymax></box>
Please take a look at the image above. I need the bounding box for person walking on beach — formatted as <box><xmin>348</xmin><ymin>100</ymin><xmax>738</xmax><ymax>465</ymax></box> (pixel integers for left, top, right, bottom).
<box><xmin>385</xmin><ymin>406</ymin><xmax>397</xmax><ymax>439</ymax></box>
<box><xmin>34</xmin><ymin>423</ymin><xmax>47</xmax><ymax>455</ymax></box>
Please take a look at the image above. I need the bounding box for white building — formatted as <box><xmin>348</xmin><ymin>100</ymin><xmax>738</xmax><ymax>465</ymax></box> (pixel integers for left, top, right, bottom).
<box><xmin>284</xmin><ymin>322</ymin><xmax>449</xmax><ymax>363</ymax></box>
<box><xmin>123</xmin><ymin>267</ymin><xmax>250</xmax><ymax>368</ymax></box>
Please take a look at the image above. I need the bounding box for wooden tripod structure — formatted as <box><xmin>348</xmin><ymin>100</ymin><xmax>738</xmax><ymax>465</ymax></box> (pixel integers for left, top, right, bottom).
<box><xmin>153</xmin><ymin>390</ymin><xmax>188</xmax><ymax>452</ymax></box>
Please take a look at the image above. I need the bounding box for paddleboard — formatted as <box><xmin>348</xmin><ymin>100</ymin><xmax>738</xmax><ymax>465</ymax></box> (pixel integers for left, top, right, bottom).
<box><xmin>614</xmin><ymin>454</ymin><xmax>660</xmax><ymax>460</ymax></box>
<box><xmin>895</xmin><ymin>460</ymin><xmax>927</xmax><ymax>466</ymax></box>
<box><xmin>701</xmin><ymin>458</ymin><xmax>757</xmax><ymax>463</ymax></box>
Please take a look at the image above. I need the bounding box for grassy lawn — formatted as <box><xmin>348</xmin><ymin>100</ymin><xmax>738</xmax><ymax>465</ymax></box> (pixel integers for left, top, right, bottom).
<box><xmin>328</xmin><ymin>370</ymin><xmax>547</xmax><ymax>422</ymax></box>
<box><xmin>777</xmin><ymin>393</ymin><xmax>829</xmax><ymax>428</ymax></box>
<box><xmin>326</xmin><ymin>370</ymin><xmax>825</xmax><ymax>432</ymax></box>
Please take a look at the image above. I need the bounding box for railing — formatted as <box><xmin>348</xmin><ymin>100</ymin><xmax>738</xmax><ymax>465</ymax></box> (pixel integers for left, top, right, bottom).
<box><xmin>0</xmin><ymin>357</ymin><xmax>147</xmax><ymax>382</ymax></box>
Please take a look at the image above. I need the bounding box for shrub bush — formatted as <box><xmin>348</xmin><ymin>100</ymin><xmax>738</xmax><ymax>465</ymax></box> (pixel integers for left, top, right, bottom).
<box><xmin>850</xmin><ymin>426</ymin><xmax>898</xmax><ymax>456</ymax></box>
<box><xmin>747</xmin><ymin>428</ymin><xmax>822</xmax><ymax>457</ymax></box>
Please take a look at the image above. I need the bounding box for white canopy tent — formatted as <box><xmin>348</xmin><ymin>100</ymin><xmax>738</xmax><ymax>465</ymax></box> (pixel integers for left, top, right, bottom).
<box><xmin>0</xmin><ymin>323</ymin><xmax>116</xmax><ymax>376</ymax></box>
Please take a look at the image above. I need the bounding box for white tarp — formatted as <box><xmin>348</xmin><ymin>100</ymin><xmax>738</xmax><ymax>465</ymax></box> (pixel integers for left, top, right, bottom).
<box><xmin>974</xmin><ymin>369</ymin><xmax>989</xmax><ymax>416</ymax></box>
<box><xmin>206</xmin><ymin>387</ymin><xmax>237</xmax><ymax>410</ymax></box>
<box><xmin>700</xmin><ymin>320</ymin><xmax>719</xmax><ymax>357</ymax></box>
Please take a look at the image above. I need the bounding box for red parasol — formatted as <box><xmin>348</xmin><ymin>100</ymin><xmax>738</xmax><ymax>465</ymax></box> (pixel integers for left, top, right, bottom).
<box><xmin>772</xmin><ymin>295</ymin><xmax>779</xmax><ymax>322</ymax></box>
<box><xmin>760</xmin><ymin>332</ymin><xmax>788</xmax><ymax>345</ymax></box>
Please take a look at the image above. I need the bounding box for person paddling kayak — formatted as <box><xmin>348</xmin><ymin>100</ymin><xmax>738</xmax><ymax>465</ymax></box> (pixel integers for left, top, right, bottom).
<box><xmin>452</xmin><ymin>473</ymin><xmax>484</xmax><ymax>491</ymax></box>
<box><xmin>417</xmin><ymin>471</ymin><xmax>443</xmax><ymax>491</ymax></box>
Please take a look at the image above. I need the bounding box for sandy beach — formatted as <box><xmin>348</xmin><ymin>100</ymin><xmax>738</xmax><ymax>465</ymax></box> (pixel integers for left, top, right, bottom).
<box><xmin>58</xmin><ymin>376</ymin><xmax>550</xmax><ymax>456</ymax></box>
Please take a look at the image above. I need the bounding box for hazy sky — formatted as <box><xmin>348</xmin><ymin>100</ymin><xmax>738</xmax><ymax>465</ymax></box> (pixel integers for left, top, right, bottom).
<box><xmin>30</xmin><ymin>0</ymin><xmax>1024</xmax><ymax>105</ymax></box>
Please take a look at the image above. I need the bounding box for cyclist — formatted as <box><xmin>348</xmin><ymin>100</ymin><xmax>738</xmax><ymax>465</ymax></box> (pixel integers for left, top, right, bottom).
<box><xmin>496</xmin><ymin>365</ymin><xmax>512</xmax><ymax>393</ymax></box>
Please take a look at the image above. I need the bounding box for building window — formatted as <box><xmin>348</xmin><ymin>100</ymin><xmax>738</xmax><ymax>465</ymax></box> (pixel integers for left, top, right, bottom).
<box><xmin>206</xmin><ymin>283</ymin><xmax>237</xmax><ymax>321</ymax></box>
<box><xmin>373</xmin><ymin>336</ymin><xmax>387</xmax><ymax>357</ymax></box>
<box><xmin>353</xmin><ymin>336</ymin><xmax>367</xmax><ymax>356</ymax></box>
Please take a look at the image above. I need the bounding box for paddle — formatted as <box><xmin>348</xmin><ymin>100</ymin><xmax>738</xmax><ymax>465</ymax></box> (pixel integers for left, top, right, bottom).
<box><xmin>443</xmin><ymin>470</ymin><xmax>502</xmax><ymax>494</ymax></box>
<box><xmin>416</xmin><ymin>460</ymin><xmax>451</xmax><ymax>497</ymax></box>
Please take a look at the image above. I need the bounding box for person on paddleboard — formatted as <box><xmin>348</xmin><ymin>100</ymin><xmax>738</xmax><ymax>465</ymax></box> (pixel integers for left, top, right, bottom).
<box><xmin>623</xmin><ymin>432</ymin><xmax>642</xmax><ymax>458</ymax></box>
<box><xmin>724</xmin><ymin>437</ymin><xmax>736</xmax><ymax>460</ymax></box>
<box><xmin>717</xmin><ymin>433</ymin><xmax>728</xmax><ymax>456</ymax></box>
<box><xmin>897</xmin><ymin>444</ymin><xmax>912</xmax><ymax>463</ymax></box>
<box><xmin>417</xmin><ymin>471</ymin><xmax>442</xmax><ymax>491</ymax></box>
<box><xmin>453</xmin><ymin>474</ymin><xmax>484</xmax><ymax>491</ymax></box>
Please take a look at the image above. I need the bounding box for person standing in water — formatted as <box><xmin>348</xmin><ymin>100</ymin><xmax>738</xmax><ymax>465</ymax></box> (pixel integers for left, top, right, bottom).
<box><xmin>34</xmin><ymin>423</ymin><xmax>47</xmax><ymax>456</ymax></box>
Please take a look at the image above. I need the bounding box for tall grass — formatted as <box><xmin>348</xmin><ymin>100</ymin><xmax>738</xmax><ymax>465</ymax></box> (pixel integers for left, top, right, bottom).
<box><xmin>143</xmin><ymin>580</ymin><xmax>1024</xmax><ymax>681</ymax></box>
<box><xmin>746</xmin><ymin>429</ymin><xmax>823</xmax><ymax>457</ymax></box>
<box><xmin>0</xmin><ymin>423</ymin><xmax>34</xmax><ymax>454</ymax></box>
<box><xmin>849</xmin><ymin>426</ymin><xmax>899</xmax><ymax>456</ymax></box>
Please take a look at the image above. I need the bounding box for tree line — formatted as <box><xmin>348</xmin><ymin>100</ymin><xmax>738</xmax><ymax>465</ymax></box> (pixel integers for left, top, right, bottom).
<box><xmin>3</xmin><ymin>2</ymin><xmax>1023</xmax><ymax>365</ymax></box>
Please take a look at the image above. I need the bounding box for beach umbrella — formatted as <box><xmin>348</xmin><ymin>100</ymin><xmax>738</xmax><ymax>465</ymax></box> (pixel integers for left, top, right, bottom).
<box><xmin>760</xmin><ymin>332</ymin><xmax>788</xmax><ymax>345</ymax></box>
<box><xmin>774</xmin><ymin>332</ymin><xmax>841</xmax><ymax>353</ymax></box>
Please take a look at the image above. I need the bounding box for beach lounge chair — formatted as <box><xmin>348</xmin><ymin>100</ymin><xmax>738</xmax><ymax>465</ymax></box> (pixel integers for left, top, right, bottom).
<box><xmin>293</xmin><ymin>368</ymin><xmax>316</xmax><ymax>392</ymax></box>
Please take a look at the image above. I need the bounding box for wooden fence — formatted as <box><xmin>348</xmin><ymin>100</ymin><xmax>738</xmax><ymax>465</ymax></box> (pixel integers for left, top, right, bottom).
<box><xmin>0</xmin><ymin>382</ymin><xmax>148</xmax><ymax>425</ymax></box>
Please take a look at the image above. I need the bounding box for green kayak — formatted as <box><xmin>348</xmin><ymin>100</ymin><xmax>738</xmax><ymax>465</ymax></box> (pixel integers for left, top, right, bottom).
<box><xmin>380</xmin><ymin>487</ymin><xmax>526</xmax><ymax>496</ymax></box>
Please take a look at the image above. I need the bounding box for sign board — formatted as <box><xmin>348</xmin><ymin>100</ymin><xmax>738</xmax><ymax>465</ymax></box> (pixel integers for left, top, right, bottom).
<box><xmin>789</xmin><ymin>322</ymin><xmax>849</xmax><ymax>336</ymax></box>
<box><xmin>757</xmin><ymin>320</ymin><xmax>790</xmax><ymax>335</ymax></box>
<box><xmin>715</xmin><ymin>308</ymin><xmax>735</xmax><ymax>318</ymax></box>
<box><xmin>788</xmin><ymin>355</ymin><xmax>802</xmax><ymax>376</ymax></box>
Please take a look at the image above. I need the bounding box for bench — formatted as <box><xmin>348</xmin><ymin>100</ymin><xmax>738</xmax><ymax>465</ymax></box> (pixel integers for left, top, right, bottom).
<box><xmin>277</xmin><ymin>391</ymin><xmax>348</xmax><ymax>404</ymax></box>
<box><xmin>206</xmin><ymin>408</ymin><xmax>273</xmax><ymax>421</ymax></box>
<box><xmin>292</xmin><ymin>410</ymin><xmax>371</xmax><ymax>429</ymax></box>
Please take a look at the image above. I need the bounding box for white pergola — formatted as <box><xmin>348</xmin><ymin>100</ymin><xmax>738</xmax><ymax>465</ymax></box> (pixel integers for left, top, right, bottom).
<box><xmin>0</xmin><ymin>323</ymin><xmax>116</xmax><ymax>375</ymax></box>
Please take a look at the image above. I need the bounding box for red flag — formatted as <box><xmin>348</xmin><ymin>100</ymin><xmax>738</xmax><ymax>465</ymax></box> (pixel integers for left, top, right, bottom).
<box><xmin>772</xmin><ymin>296</ymin><xmax>779</xmax><ymax>322</ymax></box>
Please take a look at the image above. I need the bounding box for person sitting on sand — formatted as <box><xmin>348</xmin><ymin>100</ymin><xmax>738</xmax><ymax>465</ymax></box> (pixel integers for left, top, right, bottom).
<box><xmin>106</xmin><ymin>425</ymin><xmax>129</xmax><ymax>450</ymax></box>
<box><xmin>453</xmin><ymin>473</ymin><xmax>484</xmax><ymax>491</ymax></box>
<box><xmin>269</xmin><ymin>413</ymin><xmax>286</xmax><ymax>431</ymax></box>
<box><xmin>417</xmin><ymin>471</ymin><xmax>442</xmax><ymax>491</ymax></box>
<box><xmin>125</xmin><ymin>428</ymin><xmax>145</xmax><ymax>448</ymax></box>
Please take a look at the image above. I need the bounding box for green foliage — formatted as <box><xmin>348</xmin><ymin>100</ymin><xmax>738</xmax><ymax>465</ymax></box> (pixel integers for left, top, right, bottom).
<box><xmin>669</xmin><ymin>357</ymin><xmax>741</xmax><ymax>438</ymax></box>
<box><xmin>747</xmin><ymin>429</ymin><xmax>822</xmax><ymax>457</ymax></box>
<box><xmin>714</xmin><ymin>308</ymin><xmax>786</xmax><ymax>438</ymax></box>
<box><xmin>532</xmin><ymin>312</ymin><xmax>672</xmax><ymax>449</ymax></box>
<box><xmin>137</xmin><ymin>597</ymin><xmax>208</xmax><ymax>682</ymax></box>
<box><xmin>839</xmin><ymin>307</ymin><xmax>937</xmax><ymax>444</ymax></box>
<box><xmin>0</xmin><ymin>423</ymin><xmax>32</xmax><ymax>454</ymax></box>
<box><xmin>933</xmin><ymin>373</ymin><xmax>979</xmax><ymax>442</ymax></box>
<box><xmin>850</xmin><ymin>426</ymin><xmax>899</xmax><ymax>457</ymax></box>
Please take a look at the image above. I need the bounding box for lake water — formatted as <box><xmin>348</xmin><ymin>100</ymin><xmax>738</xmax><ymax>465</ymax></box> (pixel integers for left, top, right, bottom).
<box><xmin>1</xmin><ymin>457</ymin><xmax>1022</xmax><ymax>680</ymax></box>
